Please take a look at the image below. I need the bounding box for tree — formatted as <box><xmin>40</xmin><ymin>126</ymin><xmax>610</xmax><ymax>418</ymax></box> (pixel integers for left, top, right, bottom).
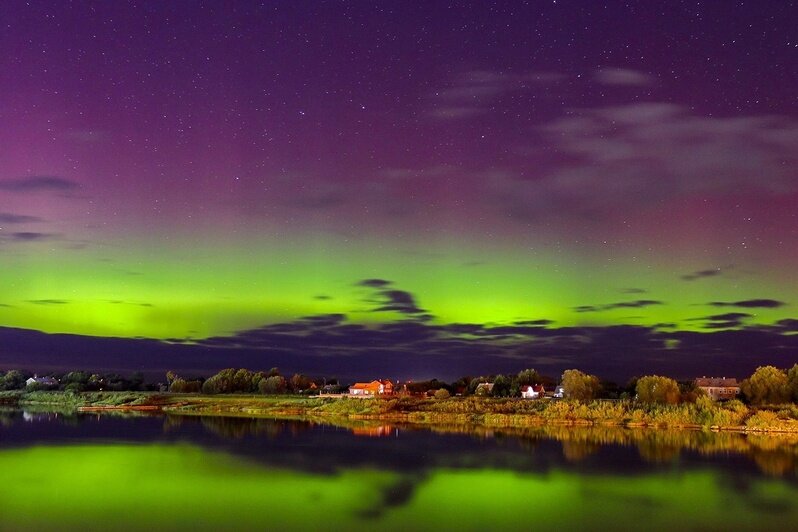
<box><xmin>62</xmin><ymin>371</ymin><xmax>90</xmax><ymax>393</ymax></box>
<box><xmin>0</xmin><ymin>370</ymin><xmax>26</xmax><ymax>390</ymax></box>
<box><xmin>170</xmin><ymin>378</ymin><xmax>189</xmax><ymax>393</ymax></box>
<box><xmin>290</xmin><ymin>373</ymin><xmax>313</xmax><ymax>393</ymax></box>
<box><xmin>635</xmin><ymin>375</ymin><xmax>681</xmax><ymax>404</ymax></box>
<box><xmin>259</xmin><ymin>375</ymin><xmax>287</xmax><ymax>395</ymax></box>
<box><xmin>561</xmin><ymin>369</ymin><xmax>601</xmax><ymax>401</ymax></box>
<box><xmin>516</xmin><ymin>369</ymin><xmax>541</xmax><ymax>387</ymax></box>
<box><xmin>787</xmin><ymin>364</ymin><xmax>798</xmax><ymax>402</ymax></box>
<box><xmin>741</xmin><ymin>366</ymin><xmax>790</xmax><ymax>405</ymax></box>
<box><xmin>492</xmin><ymin>375</ymin><xmax>511</xmax><ymax>397</ymax></box>
<box><xmin>468</xmin><ymin>378</ymin><xmax>488</xmax><ymax>395</ymax></box>
<box><xmin>434</xmin><ymin>389</ymin><xmax>450</xmax><ymax>400</ymax></box>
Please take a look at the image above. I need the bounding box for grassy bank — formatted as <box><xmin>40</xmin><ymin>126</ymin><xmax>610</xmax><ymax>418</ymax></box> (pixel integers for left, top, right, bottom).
<box><xmin>5</xmin><ymin>391</ymin><xmax>798</xmax><ymax>433</ymax></box>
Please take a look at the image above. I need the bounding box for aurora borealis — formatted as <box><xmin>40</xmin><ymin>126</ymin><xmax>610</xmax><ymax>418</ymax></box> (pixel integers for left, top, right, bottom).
<box><xmin>2</xmin><ymin>1</ymin><xmax>798</xmax><ymax>379</ymax></box>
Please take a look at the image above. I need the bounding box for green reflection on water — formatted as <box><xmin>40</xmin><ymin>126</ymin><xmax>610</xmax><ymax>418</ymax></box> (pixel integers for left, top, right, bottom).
<box><xmin>0</xmin><ymin>444</ymin><xmax>796</xmax><ymax>531</ymax></box>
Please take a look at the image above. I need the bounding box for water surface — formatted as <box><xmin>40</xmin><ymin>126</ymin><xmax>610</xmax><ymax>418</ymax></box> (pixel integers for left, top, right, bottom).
<box><xmin>1</xmin><ymin>411</ymin><xmax>796</xmax><ymax>531</ymax></box>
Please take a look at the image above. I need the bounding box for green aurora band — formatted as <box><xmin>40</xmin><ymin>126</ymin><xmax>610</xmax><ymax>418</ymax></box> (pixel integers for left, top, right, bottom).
<box><xmin>1</xmin><ymin>236</ymin><xmax>793</xmax><ymax>339</ymax></box>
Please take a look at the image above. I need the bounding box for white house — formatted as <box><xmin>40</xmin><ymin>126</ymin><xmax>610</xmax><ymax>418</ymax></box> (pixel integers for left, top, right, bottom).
<box><xmin>520</xmin><ymin>384</ymin><xmax>545</xmax><ymax>399</ymax></box>
<box><xmin>553</xmin><ymin>385</ymin><xmax>565</xmax><ymax>398</ymax></box>
<box><xmin>25</xmin><ymin>375</ymin><xmax>59</xmax><ymax>388</ymax></box>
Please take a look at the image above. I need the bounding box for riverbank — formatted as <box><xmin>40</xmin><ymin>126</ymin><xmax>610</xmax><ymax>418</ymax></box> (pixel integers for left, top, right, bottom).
<box><xmin>3</xmin><ymin>390</ymin><xmax>798</xmax><ymax>433</ymax></box>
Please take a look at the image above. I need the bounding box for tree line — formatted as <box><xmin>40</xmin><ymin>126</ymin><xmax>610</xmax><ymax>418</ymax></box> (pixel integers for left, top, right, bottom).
<box><xmin>0</xmin><ymin>370</ymin><xmax>150</xmax><ymax>393</ymax></box>
<box><xmin>3</xmin><ymin>363</ymin><xmax>797</xmax><ymax>406</ymax></box>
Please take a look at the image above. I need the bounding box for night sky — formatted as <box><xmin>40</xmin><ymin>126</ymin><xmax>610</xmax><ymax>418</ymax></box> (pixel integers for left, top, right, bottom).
<box><xmin>2</xmin><ymin>1</ymin><xmax>798</xmax><ymax>381</ymax></box>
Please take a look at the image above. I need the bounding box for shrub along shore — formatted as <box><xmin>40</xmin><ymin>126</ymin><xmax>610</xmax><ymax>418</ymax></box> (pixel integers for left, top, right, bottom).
<box><xmin>3</xmin><ymin>391</ymin><xmax>798</xmax><ymax>433</ymax></box>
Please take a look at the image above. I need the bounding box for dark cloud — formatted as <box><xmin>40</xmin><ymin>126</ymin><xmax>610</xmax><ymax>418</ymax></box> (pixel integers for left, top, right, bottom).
<box><xmin>775</xmin><ymin>319</ymin><xmax>798</xmax><ymax>332</ymax></box>
<box><xmin>5</xmin><ymin>313</ymin><xmax>798</xmax><ymax>382</ymax></box>
<box><xmin>573</xmin><ymin>300</ymin><xmax>663</xmax><ymax>313</ymax></box>
<box><xmin>708</xmin><ymin>299</ymin><xmax>785</xmax><ymax>309</ymax></box>
<box><xmin>690</xmin><ymin>312</ymin><xmax>752</xmax><ymax>329</ymax></box>
<box><xmin>620</xmin><ymin>288</ymin><xmax>647</xmax><ymax>294</ymax></box>
<box><xmin>26</xmin><ymin>299</ymin><xmax>70</xmax><ymax>305</ymax></box>
<box><xmin>0</xmin><ymin>175</ymin><xmax>80</xmax><ymax>193</ymax></box>
<box><xmin>7</xmin><ymin>232</ymin><xmax>60</xmax><ymax>242</ymax></box>
<box><xmin>357</xmin><ymin>279</ymin><xmax>393</xmax><ymax>288</ymax></box>
<box><xmin>374</xmin><ymin>290</ymin><xmax>426</xmax><ymax>314</ymax></box>
<box><xmin>356</xmin><ymin>279</ymin><xmax>431</xmax><ymax>320</ymax></box>
<box><xmin>681</xmin><ymin>268</ymin><xmax>724</xmax><ymax>281</ymax></box>
<box><xmin>106</xmin><ymin>300</ymin><xmax>154</xmax><ymax>307</ymax></box>
<box><xmin>513</xmin><ymin>319</ymin><xmax>554</xmax><ymax>326</ymax></box>
<box><xmin>0</xmin><ymin>213</ymin><xmax>42</xmax><ymax>224</ymax></box>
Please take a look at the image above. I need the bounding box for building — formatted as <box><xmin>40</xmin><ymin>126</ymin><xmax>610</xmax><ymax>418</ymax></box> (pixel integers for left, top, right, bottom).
<box><xmin>475</xmin><ymin>382</ymin><xmax>494</xmax><ymax>395</ymax></box>
<box><xmin>25</xmin><ymin>375</ymin><xmax>59</xmax><ymax>388</ymax></box>
<box><xmin>553</xmin><ymin>385</ymin><xmax>565</xmax><ymax>398</ymax></box>
<box><xmin>348</xmin><ymin>380</ymin><xmax>394</xmax><ymax>396</ymax></box>
<box><xmin>694</xmin><ymin>377</ymin><xmax>740</xmax><ymax>401</ymax></box>
<box><xmin>520</xmin><ymin>384</ymin><xmax>545</xmax><ymax>399</ymax></box>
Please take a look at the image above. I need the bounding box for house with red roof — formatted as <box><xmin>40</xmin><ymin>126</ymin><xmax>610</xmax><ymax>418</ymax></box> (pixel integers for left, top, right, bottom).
<box><xmin>348</xmin><ymin>379</ymin><xmax>394</xmax><ymax>396</ymax></box>
<box><xmin>520</xmin><ymin>384</ymin><xmax>545</xmax><ymax>399</ymax></box>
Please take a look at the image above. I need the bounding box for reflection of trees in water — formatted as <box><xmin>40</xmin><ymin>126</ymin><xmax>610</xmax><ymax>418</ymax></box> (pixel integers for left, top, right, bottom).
<box><xmin>153</xmin><ymin>412</ymin><xmax>798</xmax><ymax>478</ymax></box>
<box><xmin>561</xmin><ymin>440</ymin><xmax>600</xmax><ymax>462</ymax></box>
<box><xmin>307</xmin><ymin>418</ymin><xmax>798</xmax><ymax>477</ymax></box>
<box><xmin>197</xmin><ymin>416</ymin><xmax>314</xmax><ymax>440</ymax></box>
<box><xmin>539</xmin><ymin>426</ymin><xmax>798</xmax><ymax>476</ymax></box>
<box><xmin>752</xmin><ymin>452</ymin><xmax>795</xmax><ymax>477</ymax></box>
<box><xmin>163</xmin><ymin>414</ymin><xmax>184</xmax><ymax>432</ymax></box>
<box><xmin>636</xmin><ymin>439</ymin><xmax>680</xmax><ymax>463</ymax></box>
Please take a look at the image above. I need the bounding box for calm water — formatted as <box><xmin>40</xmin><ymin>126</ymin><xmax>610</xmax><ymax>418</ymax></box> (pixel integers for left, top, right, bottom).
<box><xmin>1</xmin><ymin>410</ymin><xmax>797</xmax><ymax>531</ymax></box>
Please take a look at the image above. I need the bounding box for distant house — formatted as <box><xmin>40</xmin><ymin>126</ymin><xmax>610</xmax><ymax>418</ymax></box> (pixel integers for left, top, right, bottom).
<box><xmin>694</xmin><ymin>377</ymin><xmax>740</xmax><ymax>401</ymax></box>
<box><xmin>348</xmin><ymin>380</ymin><xmax>394</xmax><ymax>396</ymax></box>
<box><xmin>475</xmin><ymin>382</ymin><xmax>494</xmax><ymax>395</ymax></box>
<box><xmin>25</xmin><ymin>375</ymin><xmax>59</xmax><ymax>388</ymax></box>
<box><xmin>553</xmin><ymin>385</ymin><xmax>565</xmax><ymax>398</ymax></box>
<box><xmin>520</xmin><ymin>384</ymin><xmax>545</xmax><ymax>399</ymax></box>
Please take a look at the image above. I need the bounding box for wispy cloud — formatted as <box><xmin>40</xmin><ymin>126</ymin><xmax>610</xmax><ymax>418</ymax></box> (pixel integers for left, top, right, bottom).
<box><xmin>0</xmin><ymin>213</ymin><xmax>42</xmax><ymax>224</ymax></box>
<box><xmin>620</xmin><ymin>288</ymin><xmax>648</xmax><ymax>294</ymax></box>
<box><xmin>26</xmin><ymin>299</ymin><xmax>70</xmax><ymax>305</ymax></box>
<box><xmin>573</xmin><ymin>300</ymin><xmax>664</xmax><ymax>313</ymax></box>
<box><xmin>708</xmin><ymin>299</ymin><xmax>785</xmax><ymax>309</ymax></box>
<box><xmin>429</xmin><ymin>70</ymin><xmax>564</xmax><ymax>120</ymax></box>
<box><xmin>0</xmin><ymin>176</ymin><xmax>80</xmax><ymax>193</ymax></box>
<box><xmin>689</xmin><ymin>312</ymin><xmax>752</xmax><ymax>329</ymax></box>
<box><xmin>681</xmin><ymin>268</ymin><xmax>725</xmax><ymax>282</ymax></box>
<box><xmin>594</xmin><ymin>68</ymin><xmax>654</xmax><ymax>86</ymax></box>
<box><xmin>503</xmin><ymin>104</ymin><xmax>798</xmax><ymax>222</ymax></box>
<box><xmin>6</xmin><ymin>232</ymin><xmax>60</xmax><ymax>242</ymax></box>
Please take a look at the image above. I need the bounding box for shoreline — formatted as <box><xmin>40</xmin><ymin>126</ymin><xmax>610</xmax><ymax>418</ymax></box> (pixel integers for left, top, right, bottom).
<box><xmin>5</xmin><ymin>391</ymin><xmax>798</xmax><ymax>434</ymax></box>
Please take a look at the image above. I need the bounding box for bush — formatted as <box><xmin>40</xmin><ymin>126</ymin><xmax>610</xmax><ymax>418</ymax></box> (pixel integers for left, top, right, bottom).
<box><xmin>259</xmin><ymin>375</ymin><xmax>287</xmax><ymax>395</ymax></box>
<box><xmin>561</xmin><ymin>369</ymin><xmax>601</xmax><ymax>401</ymax></box>
<box><xmin>745</xmin><ymin>410</ymin><xmax>781</xmax><ymax>430</ymax></box>
<box><xmin>741</xmin><ymin>366</ymin><xmax>790</xmax><ymax>405</ymax></box>
<box><xmin>434</xmin><ymin>389</ymin><xmax>450</xmax><ymax>400</ymax></box>
<box><xmin>636</xmin><ymin>376</ymin><xmax>681</xmax><ymax>404</ymax></box>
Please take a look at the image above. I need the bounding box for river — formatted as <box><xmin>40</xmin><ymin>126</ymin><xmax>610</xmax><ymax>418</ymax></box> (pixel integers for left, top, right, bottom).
<box><xmin>0</xmin><ymin>410</ymin><xmax>796</xmax><ymax>530</ymax></box>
